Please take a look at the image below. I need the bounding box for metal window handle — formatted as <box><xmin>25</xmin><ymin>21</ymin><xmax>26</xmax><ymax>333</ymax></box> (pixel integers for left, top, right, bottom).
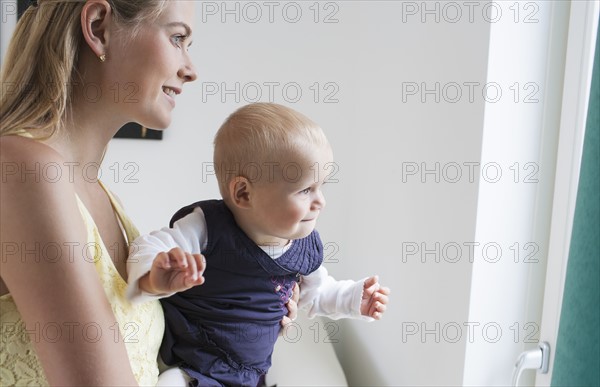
<box><xmin>511</xmin><ymin>342</ymin><xmax>550</xmax><ymax>386</ymax></box>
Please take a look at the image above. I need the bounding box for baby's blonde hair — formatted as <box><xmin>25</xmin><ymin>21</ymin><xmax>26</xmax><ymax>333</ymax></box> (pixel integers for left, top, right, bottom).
<box><xmin>214</xmin><ymin>103</ymin><xmax>329</xmax><ymax>196</ymax></box>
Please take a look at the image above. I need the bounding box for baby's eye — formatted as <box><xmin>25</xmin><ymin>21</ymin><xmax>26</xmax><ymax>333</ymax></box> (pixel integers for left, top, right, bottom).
<box><xmin>299</xmin><ymin>187</ymin><xmax>311</xmax><ymax>195</ymax></box>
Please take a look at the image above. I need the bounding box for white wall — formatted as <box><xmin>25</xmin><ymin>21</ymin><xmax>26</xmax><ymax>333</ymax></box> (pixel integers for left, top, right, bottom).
<box><xmin>1</xmin><ymin>1</ymin><xmax>17</xmax><ymax>63</ymax></box>
<box><xmin>104</xmin><ymin>1</ymin><xmax>491</xmax><ymax>385</ymax></box>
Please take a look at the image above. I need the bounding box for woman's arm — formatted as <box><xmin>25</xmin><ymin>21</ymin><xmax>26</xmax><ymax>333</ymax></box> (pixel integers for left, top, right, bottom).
<box><xmin>0</xmin><ymin>137</ymin><xmax>138</xmax><ymax>386</ymax></box>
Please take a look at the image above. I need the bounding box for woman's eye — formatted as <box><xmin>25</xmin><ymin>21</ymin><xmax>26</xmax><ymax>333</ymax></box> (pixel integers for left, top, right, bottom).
<box><xmin>171</xmin><ymin>34</ymin><xmax>188</xmax><ymax>48</ymax></box>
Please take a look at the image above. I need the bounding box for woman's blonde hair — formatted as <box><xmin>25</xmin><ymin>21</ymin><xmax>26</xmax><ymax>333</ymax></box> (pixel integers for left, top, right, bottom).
<box><xmin>214</xmin><ymin>103</ymin><xmax>330</xmax><ymax>196</ymax></box>
<box><xmin>0</xmin><ymin>0</ymin><xmax>167</xmax><ymax>139</ymax></box>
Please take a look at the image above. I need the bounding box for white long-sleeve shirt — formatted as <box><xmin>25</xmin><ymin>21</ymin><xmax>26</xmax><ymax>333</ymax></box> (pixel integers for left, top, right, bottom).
<box><xmin>127</xmin><ymin>206</ymin><xmax>372</xmax><ymax>321</ymax></box>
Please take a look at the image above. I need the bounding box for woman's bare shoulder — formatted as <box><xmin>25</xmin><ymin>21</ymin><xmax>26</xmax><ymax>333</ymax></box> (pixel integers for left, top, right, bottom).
<box><xmin>0</xmin><ymin>134</ymin><xmax>65</xmax><ymax>166</ymax></box>
<box><xmin>0</xmin><ymin>135</ymin><xmax>78</xmax><ymax>202</ymax></box>
<box><xmin>0</xmin><ymin>134</ymin><xmax>81</xmax><ymax>248</ymax></box>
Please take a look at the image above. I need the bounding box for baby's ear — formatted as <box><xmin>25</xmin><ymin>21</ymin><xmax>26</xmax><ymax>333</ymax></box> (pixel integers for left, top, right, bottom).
<box><xmin>229</xmin><ymin>177</ymin><xmax>252</xmax><ymax>209</ymax></box>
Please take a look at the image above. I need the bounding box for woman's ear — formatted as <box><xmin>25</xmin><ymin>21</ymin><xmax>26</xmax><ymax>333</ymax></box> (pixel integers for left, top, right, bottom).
<box><xmin>81</xmin><ymin>0</ymin><xmax>113</xmax><ymax>60</ymax></box>
<box><xmin>229</xmin><ymin>177</ymin><xmax>252</xmax><ymax>209</ymax></box>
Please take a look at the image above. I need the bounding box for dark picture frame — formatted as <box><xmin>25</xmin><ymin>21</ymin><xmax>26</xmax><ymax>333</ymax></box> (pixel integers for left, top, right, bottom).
<box><xmin>16</xmin><ymin>0</ymin><xmax>162</xmax><ymax>140</ymax></box>
<box><xmin>114</xmin><ymin>123</ymin><xmax>163</xmax><ymax>140</ymax></box>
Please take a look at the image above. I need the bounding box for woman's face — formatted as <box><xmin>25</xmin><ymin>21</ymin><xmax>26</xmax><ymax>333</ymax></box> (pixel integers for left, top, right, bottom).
<box><xmin>106</xmin><ymin>1</ymin><xmax>197</xmax><ymax>130</ymax></box>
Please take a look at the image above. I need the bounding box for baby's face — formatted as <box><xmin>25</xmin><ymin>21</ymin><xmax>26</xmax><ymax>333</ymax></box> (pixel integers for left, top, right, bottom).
<box><xmin>249</xmin><ymin>145</ymin><xmax>334</xmax><ymax>246</ymax></box>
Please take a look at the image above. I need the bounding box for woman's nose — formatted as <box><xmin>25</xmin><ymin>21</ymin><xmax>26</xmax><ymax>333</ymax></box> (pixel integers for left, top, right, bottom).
<box><xmin>179</xmin><ymin>56</ymin><xmax>198</xmax><ymax>83</ymax></box>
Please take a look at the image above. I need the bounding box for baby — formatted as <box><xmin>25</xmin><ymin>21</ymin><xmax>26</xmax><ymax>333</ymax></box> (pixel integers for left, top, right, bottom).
<box><xmin>127</xmin><ymin>103</ymin><xmax>390</xmax><ymax>386</ymax></box>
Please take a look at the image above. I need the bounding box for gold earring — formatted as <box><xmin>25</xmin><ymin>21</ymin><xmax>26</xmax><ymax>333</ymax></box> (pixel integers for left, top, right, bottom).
<box><xmin>99</xmin><ymin>54</ymin><xmax>106</xmax><ymax>62</ymax></box>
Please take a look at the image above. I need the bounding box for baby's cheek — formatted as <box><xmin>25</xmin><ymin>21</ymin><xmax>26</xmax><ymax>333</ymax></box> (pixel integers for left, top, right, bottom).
<box><xmin>287</xmin><ymin>203</ymin><xmax>306</xmax><ymax>220</ymax></box>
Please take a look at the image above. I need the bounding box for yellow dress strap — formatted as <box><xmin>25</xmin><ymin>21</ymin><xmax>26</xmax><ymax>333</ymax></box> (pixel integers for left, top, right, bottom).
<box><xmin>97</xmin><ymin>180</ymin><xmax>140</xmax><ymax>245</ymax></box>
<box><xmin>17</xmin><ymin>130</ymin><xmax>32</xmax><ymax>137</ymax></box>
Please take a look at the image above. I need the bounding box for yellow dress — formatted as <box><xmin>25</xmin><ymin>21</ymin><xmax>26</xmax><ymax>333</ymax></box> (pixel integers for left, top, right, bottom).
<box><xmin>0</xmin><ymin>182</ymin><xmax>165</xmax><ymax>386</ymax></box>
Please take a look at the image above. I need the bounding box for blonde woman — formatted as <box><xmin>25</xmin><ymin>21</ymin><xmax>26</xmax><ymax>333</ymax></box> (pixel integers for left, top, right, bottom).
<box><xmin>0</xmin><ymin>1</ymin><xmax>199</xmax><ymax>384</ymax></box>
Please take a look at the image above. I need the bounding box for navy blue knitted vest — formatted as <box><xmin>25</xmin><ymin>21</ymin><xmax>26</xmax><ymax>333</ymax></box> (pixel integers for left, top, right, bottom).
<box><xmin>159</xmin><ymin>200</ymin><xmax>323</xmax><ymax>386</ymax></box>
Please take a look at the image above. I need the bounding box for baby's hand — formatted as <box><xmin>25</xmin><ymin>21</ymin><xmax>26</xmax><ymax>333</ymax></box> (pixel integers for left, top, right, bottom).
<box><xmin>139</xmin><ymin>247</ymin><xmax>206</xmax><ymax>295</ymax></box>
<box><xmin>360</xmin><ymin>275</ymin><xmax>390</xmax><ymax>320</ymax></box>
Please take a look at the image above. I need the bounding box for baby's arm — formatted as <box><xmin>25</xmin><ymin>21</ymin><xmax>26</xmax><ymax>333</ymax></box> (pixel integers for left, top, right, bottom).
<box><xmin>126</xmin><ymin>208</ymin><xmax>207</xmax><ymax>303</ymax></box>
<box><xmin>298</xmin><ymin>266</ymin><xmax>390</xmax><ymax>320</ymax></box>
